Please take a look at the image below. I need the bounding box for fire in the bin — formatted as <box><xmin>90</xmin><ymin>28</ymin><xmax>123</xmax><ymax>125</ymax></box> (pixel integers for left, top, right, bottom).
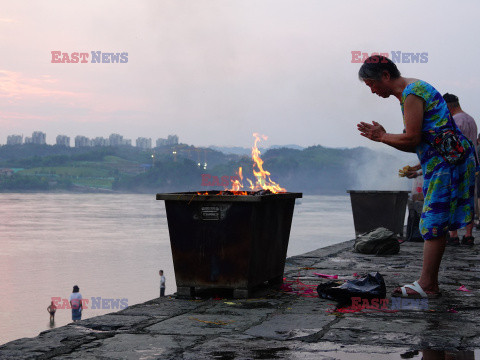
<box><xmin>198</xmin><ymin>133</ymin><xmax>286</xmax><ymax>196</ymax></box>
<box><xmin>249</xmin><ymin>133</ymin><xmax>286</xmax><ymax>193</ymax></box>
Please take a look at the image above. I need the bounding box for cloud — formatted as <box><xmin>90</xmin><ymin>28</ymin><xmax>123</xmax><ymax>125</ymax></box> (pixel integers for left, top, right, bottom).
<box><xmin>0</xmin><ymin>69</ymin><xmax>147</xmax><ymax>124</ymax></box>
<box><xmin>0</xmin><ymin>70</ymin><xmax>81</xmax><ymax>101</ymax></box>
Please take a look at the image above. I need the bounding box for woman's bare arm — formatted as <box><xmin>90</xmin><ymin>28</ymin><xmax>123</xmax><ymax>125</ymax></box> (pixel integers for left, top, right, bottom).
<box><xmin>357</xmin><ymin>95</ymin><xmax>424</xmax><ymax>153</ymax></box>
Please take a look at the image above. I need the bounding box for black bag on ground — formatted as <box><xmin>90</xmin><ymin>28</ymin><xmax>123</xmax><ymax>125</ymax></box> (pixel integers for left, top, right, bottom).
<box><xmin>353</xmin><ymin>227</ymin><xmax>400</xmax><ymax>255</ymax></box>
<box><xmin>317</xmin><ymin>272</ymin><xmax>386</xmax><ymax>303</ymax></box>
<box><xmin>406</xmin><ymin>201</ymin><xmax>423</xmax><ymax>242</ymax></box>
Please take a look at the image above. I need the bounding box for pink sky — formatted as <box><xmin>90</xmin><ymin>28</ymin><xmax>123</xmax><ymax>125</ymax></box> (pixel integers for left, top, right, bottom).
<box><xmin>1</xmin><ymin>0</ymin><xmax>480</xmax><ymax>149</ymax></box>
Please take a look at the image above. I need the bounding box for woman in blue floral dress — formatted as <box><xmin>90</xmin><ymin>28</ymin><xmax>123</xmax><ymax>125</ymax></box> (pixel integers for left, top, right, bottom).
<box><xmin>357</xmin><ymin>55</ymin><xmax>476</xmax><ymax>298</ymax></box>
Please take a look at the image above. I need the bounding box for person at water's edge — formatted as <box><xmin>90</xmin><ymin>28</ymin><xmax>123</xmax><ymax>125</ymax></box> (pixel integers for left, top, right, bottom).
<box><xmin>69</xmin><ymin>285</ymin><xmax>83</xmax><ymax>321</ymax></box>
<box><xmin>159</xmin><ymin>270</ymin><xmax>166</xmax><ymax>297</ymax></box>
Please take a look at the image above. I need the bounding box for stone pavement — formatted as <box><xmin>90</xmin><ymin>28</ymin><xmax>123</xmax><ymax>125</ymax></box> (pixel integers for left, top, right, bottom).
<box><xmin>1</xmin><ymin>231</ymin><xmax>480</xmax><ymax>359</ymax></box>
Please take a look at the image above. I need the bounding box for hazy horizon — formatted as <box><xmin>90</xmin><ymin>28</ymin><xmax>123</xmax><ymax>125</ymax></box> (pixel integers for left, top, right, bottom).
<box><xmin>2</xmin><ymin>0</ymin><xmax>479</xmax><ymax>152</ymax></box>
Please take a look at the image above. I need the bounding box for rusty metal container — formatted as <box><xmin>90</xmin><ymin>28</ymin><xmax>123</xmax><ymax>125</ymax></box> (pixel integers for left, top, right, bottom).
<box><xmin>347</xmin><ymin>190</ymin><xmax>409</xmax><ymax>236</ymax></box>
<box><xmin>156</xmin><ymin>191</ymin><xmax>302</xmax><ymax>298</ymax></box>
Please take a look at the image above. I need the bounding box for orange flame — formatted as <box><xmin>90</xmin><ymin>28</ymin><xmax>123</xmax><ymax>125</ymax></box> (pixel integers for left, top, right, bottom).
<box><xmin>196</xmin><ymin>190</ymin><xmax>248</xmax><ymax>195</ymax></box>
<box><xmin>250</xmin><ymin>133</ymin><xmax>286</xmax><ymax>193</ymax></box>
<box><xmin>229</xmin><ymin>191</ymin><xmax>249</xmax><ymax>195</ymax></box>
<box><xmin>226</xmin><ymin>133</ymin><xmax>286</xmax><ymax>193</ymax></box>
<box><xmin>230</xmin><ymin>167</ymin><xmax>243</xmax><ymax>191</ymax></box>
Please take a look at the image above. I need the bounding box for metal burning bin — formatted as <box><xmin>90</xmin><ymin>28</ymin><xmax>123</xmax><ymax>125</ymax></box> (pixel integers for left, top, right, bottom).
<box><xmin>156</xmin><ymin>191</ymin><xmax>302</xmax><ymax>298</ymax></box>
<box><xmin>347</xmin><ymin>190</ymin><xmax>409</xmax><ymax>236</ymax></box>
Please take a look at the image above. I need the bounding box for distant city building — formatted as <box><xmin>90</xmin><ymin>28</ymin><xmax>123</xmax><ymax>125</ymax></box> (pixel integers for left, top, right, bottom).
<box><xmin>109</xmin><ymin>133</ymin><xmax>123</xmax><ymax>146</ymax></box>
<box><xmin>75</xmin><ymin>135</ymin><xmax>92</xmax><ymax>147</ymax></box>
<box><xmin>32</xmin><ymin>131</ymin><xmax>46</xmax><ymax>145</ymax></box>
<box><xmin>56</xmin><ymin>135</ymin><xmax>70</xmax><ymax>147</ymax></box>
<box><xmin>92</xmin><ymin>137</ymin><xmax>110</xmax><ymax>147</ymax></box>
<box><xmin>168</xmin><ymin>135</ymin><xmax>179</xmax><ymax>145</ymax></box>
<box><xmin>4</xmin><ymin>132</ymin><xmax>176</xmax><ymax>147</ymax></box>
<box><xmin>109</xmin><ymin>133</ymin><xmax>131</xmax><ymax>147</ymax></box>
<box><xmin>156</xmin><ymin>134</ymin><xmax>179</xmax><ymax>147</ymax></box>
<box><xmin>136</xmin><ymin>137</ymin><xmax>152</xmax><ymax>150</ymax></box>
<box><xmin>6</xmin><ymin>135</ymin><xmax>23</xmax><ymax>145</ymax></box>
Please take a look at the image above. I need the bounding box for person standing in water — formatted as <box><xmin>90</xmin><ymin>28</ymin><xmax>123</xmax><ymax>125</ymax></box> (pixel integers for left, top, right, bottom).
<box><xmin>47</xmin><ymin>301</ymin><xmax>56</xmax><ymax>322</ymax></box>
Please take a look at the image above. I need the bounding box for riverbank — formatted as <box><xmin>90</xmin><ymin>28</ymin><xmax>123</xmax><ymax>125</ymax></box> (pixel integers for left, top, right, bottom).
<box><xmin>1</xmin><ymin>232</ymin><xmax>479</xmax><ymax>359</ymax></box>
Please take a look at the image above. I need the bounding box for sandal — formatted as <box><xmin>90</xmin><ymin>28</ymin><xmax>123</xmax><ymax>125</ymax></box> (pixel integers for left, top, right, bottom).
<box><xmin>461</xmin><ymin>236</ymin><xmax>475</xmax><ymax>246</ymax></box>
<box><xmin>447</xmin><ymin>237</ymin><xmax>460</xmax><ymax>246</ymax></box>
<box><xmin>392</xmin><ymin>281</ymin><xmax>441</xmax><ymax>299</ymax></box>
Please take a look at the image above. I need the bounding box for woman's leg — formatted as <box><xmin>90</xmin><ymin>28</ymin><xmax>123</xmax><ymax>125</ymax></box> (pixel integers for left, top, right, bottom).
<box><xmin>417</xmin><ymin>235</ymin><xmax>446</xmax><ymax>292</ymax></box>
<box><xmin>394</xmin><ymin>234</ymin><xmax>446</xmax><ymax>295</ymax></box>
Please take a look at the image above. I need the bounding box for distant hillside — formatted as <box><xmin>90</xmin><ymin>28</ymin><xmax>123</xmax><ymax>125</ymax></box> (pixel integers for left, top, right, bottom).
<box><xmin>209</xmin><ymin>144</ymin><xmax>305</xmax><ymax>156</ymax></box>
<box><xmin>0</xmin><ymin>144</ymin><xmax>237</xmax><ymax>192</ymax></box>
<box><xmin>268</xmin><ymin>144</ymin><xmax>305</xmax><ymax>151</ymax></box>
<box><xmin>205</xmin><ymin>145</ymin><xmax>410</xmax><ymax>194</ymax></box>
<box><xmin>208</xmin><ymin>146</ymin><xmax>251</xmax><ymax>156</ymax></box>
<box><xmin>0</xmin><ymin>143</ymin><xmax>411</xmax><ymax>194</ymax></box>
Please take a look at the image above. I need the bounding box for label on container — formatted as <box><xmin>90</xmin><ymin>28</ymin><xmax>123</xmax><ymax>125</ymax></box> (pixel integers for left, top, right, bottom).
<box><xmin>201</xmin><ymin>206</ymin><xmax>221</xmax><ymax>221</ymax></box>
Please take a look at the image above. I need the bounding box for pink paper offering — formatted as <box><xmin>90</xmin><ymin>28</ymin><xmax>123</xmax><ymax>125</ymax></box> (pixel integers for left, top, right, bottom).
<box><xmin>313</xmin><ymin>273</ymin><xmax>338</xmax><ymax>279</ymax></box>
<box><xmin>456</xmin><ymin>285</ymin><xmax>471</xmax><ymax>292</ymax></box>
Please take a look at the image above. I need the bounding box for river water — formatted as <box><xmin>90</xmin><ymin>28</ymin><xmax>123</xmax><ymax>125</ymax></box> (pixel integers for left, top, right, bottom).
<box><xmin>0</xmin><ymin>193</ymin><xmax>354</xmax><ymax>345</ymax></box>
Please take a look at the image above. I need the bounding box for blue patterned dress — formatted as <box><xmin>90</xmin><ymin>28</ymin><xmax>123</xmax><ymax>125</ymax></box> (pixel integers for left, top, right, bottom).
<box><xmin>401</xmin><ymin>80</ymin><xmax>477</xmax><ymax>240</ymax></box>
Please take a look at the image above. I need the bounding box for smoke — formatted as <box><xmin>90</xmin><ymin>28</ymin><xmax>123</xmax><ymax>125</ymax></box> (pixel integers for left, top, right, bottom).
<box><xmin>347</xmin><ymin>147</ymin><xmax>417</xmax><ymax>191</ymax></box>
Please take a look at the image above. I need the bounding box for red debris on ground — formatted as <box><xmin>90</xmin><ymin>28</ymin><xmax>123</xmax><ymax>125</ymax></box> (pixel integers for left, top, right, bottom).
<box><xmin>281</xmin><ymin>277</ymin><xmax>318</xmax><ymax>298</ymax></box>
<box><xmin>327</xmin><ymin>305</ymin><xmax>399</xmax><ymax>314</ymax></box>
<box><xmin>313</xmin><ymin>273</ymin><xmax>338</xmax><ymax>279</ymax></box>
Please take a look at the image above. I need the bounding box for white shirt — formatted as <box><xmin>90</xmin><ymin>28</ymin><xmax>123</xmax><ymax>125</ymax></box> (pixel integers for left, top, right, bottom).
<box><xmin>160</xmin><ymin>275</ymin><xmax>166</xmax><ymax>288</ymax></box>
<box><xmin>69</xmin><ymin>292</ymin><xmax>83</xmax><ymax>309</ymax></box>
